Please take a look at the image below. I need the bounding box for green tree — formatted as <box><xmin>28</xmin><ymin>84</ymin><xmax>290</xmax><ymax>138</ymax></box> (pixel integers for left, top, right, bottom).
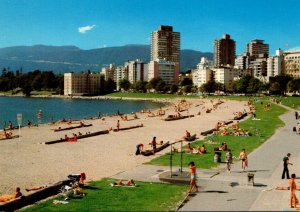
<box><xmin>170</xmin><ymin>84</ymin><xmax>179</xmax><ymax>94</ymax></box>
<box><xmin>226</xmin><ymin>82</ymin><xmax>237</xmax><ymax>94</ymax></box>
<box><xmin>104</xmin><ymin>78</ymin><xmax>116</xmax><ymax>94</ymax></box>
<box><xmin>287</xmin><ymin>79</ymin><xmax>300</xmax><ymax>93</ymax></box>
<box><xmin>22</xmin><ymin>84</ymin><xmax>33</xmax><ymax>96</ymax></box>
<box><xmin>269</xmin><ymin>82</ymin><xmax>281</xmax><ymax>95</ymax></box>
<box><xmin>180</xmin><ymin>78</ymin><xmax>193</xmax><ymax>87</ymax></box>
<box><xmin>119</xmin><ymin>79</ymin><xmax>131</xmax><ymax>91</ymax></box>
<box><xmin>132</xmin><ymin>81</ymin><xmax>147</xmax><ymax>93</ymax></box>
<box><xmin>147</xmin><ymin>77</ymin><xmax>164</xmax><ymax>91</ymax></box>
<box><xmin>235</xmin><ymin>75</ymin><xmax>252</xmax><ymax>94</ymax></box>
<box><xmin>155</xmin><ymin>80</ymin><xmax>166</xmax><ymax>92</ymax></box>
<box><xmin>183</xmin><ymin>85</ymin><xmax>193</xmax><ymax>93</ymax></box>
<box><xmin>247</xmin><ymin>78</ymin><xmax>261</xmax><ymax>94</ymax></box>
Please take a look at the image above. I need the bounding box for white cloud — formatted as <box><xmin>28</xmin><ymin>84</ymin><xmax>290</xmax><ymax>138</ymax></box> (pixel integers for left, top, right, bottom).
<box><xmin>78</xmin><ymin>25</ymin><xmax>96</xmax><ymax>34</ymax></box>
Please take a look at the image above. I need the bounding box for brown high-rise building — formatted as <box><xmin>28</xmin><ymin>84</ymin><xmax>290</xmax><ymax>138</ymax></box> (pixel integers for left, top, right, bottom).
<box><xmin>214</xmin><ymin>34</ymin><xmax>236</xmax><ymax>68</ymax></box>
<box><xmin>247</xmin><ymin>39</ymin><xmax>269</xmax><ymax>58</ymax></box>
<box><xmin>151</xmin><ymin>25</ymin><xmax>180</xmax><ymax>63</ymax></box>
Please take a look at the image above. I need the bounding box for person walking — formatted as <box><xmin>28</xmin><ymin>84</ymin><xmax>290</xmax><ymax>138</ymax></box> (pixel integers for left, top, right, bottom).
<box><xmin>239</xmin><ymin>149</ymin><xmax>248</xmax><ymax>171</ymax></box>
<box><xmin>289</xmin><ymin>173</ymin><xmax>298</xmax><ymax>208</ymax></box>
<box><xmin>225</xmin><ymin>149</ymin><xmax>233</xmax><ymax>173</ymax></box>
<box><xmin>282</xmin><ymin>153</ymin><xmax>293</xmax><ymax>179</ymax></box>
<box><xmin>187</xmin><ymin>161</ymin><xmax>199</xmax><ymax>193</ymax></box>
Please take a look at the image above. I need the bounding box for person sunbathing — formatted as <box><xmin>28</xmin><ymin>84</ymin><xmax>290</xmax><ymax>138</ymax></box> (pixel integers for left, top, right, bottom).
<box><xmin>219</xmin><ymin>142</ymin><xmax>228</xmax><ymax>151</ymax></box>
<box><xmin>199</xmin><ymin>145</ymin><xmax>207</xmax><ymax>154</ymax></box>
<box><xmin>25</xmin><ymin>185</ymin><xmax>47</xmax><ymax>192</ymax></box>
<box><xmin>222</xmin><ymin>129</ymin><xmax>229</xmax><ymax>136</ymax></box>
<box><xmin>112</xmin><ymin>179</ymin><xmax>136</xmax><ymax>186</ymax></box>
<box><xmin>0</xmin><ymin>187</ymin><xmax>22</xmax><ymax>202</ymax></box>
<box><xmin>232</xmin><ymin>121</ymin><xmax>240</xmax><ymax>130</ymax></box>
<box><xmin>185</xmin><ymin>143</ymin><xmax>193</xmax><ymax>153</ymax></box>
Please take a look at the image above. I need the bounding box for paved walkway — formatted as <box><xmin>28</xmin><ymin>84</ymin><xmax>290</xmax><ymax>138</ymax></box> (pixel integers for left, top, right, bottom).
<box><xmin>112</xmin><ymin>105</ymin><xmax>300</xmax><ymax>211</ymax></box>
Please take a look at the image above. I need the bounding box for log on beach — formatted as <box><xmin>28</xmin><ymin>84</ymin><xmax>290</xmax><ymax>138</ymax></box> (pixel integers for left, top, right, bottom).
<box><xmin>234</xmin><ymin>112</ymin><xmax>248</xmax><ymax>120</ymax></box>
<box><xmin>113</xmin><ymin>124</ymin><xmax>143</xmax><ymax>132</ymax></box>
<box><xmin>164</xmin><ymin>115</ymin><xmax>194</xmax><ymax>121</ymax></box>
<box><xmin>44</xmin><ymin>130</ymin><xmax>109</xmax><ymax>145</ymax></box>
<box><xmin>184</xmin><ymin>134</ymin><xmax>197</xmax><ymax>142</ymax></box>
<box><xmin>0</xmin><ymin>180</ymin><xmax>72</xmax><ymax>211</ymax></box>
<box><xmin>141</xmin><ymin>141</ymin><xmax>170</xmax><ymax>156</ymax></box>
<box><xmin>200</xmin><ymin>129</ymin><xmax>215</xmax><ymax>136</ymax></box>
<box><xmin>53</xmin><ymin>124</ymin><xmax>93</xmax><ymax>132</ymax></box>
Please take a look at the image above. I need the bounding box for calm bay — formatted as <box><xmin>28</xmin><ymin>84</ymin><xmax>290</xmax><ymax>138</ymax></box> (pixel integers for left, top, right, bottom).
<box><xmin>0</xmin><ymin>96</ymin><xmax>164</xmax><ymax>126</ymax></box>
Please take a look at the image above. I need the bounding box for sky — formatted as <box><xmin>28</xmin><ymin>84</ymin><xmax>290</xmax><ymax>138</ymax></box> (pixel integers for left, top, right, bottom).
<box><xmin>1</xmin><ymin>0</ymin><xmax>300</xmax><ymax>54</ymax></box>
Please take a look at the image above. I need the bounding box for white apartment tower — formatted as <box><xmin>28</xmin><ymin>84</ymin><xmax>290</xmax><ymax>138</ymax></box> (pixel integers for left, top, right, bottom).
<box><xmin>192</xmin><ymin>57</ymin><xmax>212</xmax><ymax>88</ymax></box>
<box><xmin>267</xmin><ymin>49</ymin><xmax>283</xmax><ymax>81</ymax></box>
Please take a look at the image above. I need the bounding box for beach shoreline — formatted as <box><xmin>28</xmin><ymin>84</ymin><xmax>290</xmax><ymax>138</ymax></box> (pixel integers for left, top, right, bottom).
<box><xmin>0</xmin><ymin>98</ymin><xmax>250</xmax><ymax>197</ymax></box>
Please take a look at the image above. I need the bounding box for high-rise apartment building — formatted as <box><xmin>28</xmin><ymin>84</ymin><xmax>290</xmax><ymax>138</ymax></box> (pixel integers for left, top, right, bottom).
<box><xmin>247</xmin><ymin>40</ymin><xmax>269</xmax><ymax>58</ymax></box>
<box><xmin>213</xmin><ymin>34</ymin><xmax>236</xmax><ymax>68</ymax></box>
<box><xmin>151</xmin><ymin>25</ymin><xmax>180</xmax><ymax>63</ymax></box>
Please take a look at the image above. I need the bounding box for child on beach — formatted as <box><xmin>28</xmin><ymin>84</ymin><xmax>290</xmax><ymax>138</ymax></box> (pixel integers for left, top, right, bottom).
<box><xmin>239</xmin><ymin>149</ymin><xmax>248</xmax><ymax>171</ymax></box>
<box><xmin>225</xmin><ymin>149</ymin><xmax>233</xmax><ymax>173</ymax></box>
<box><xmin>188</xmin><ymin>161</ymin><xmax>199</xmax><ymax>193</ymax></box>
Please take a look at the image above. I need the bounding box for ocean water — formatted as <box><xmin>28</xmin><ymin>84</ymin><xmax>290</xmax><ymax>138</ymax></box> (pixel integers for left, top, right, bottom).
<box><xmin>0</xmin><ymin>96</ymin><xmax>164</xmax><ymax>126</ymax></box>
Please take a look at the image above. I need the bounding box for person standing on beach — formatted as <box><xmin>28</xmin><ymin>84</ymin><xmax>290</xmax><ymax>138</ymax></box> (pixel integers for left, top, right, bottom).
<box><xmin>187</xmin><ymin>161</ymin><xmax>199</xmax><ymax>193</ymax></box>
<box><xmin>282</xmin><ymin>153</ymin><xmax>293</xmax><ymax>179</ymax></box>
<box><xmin>151</xmin><ymin>137</ymin><xmax>157</xmax><ymax>154</ymax></box>
<box><xmin>289</xmin><ymin>173</ymin><xmax>298</xmax><ymax>208</ymax></box>
<box><xmin>295</xmin><ymin>111</ymin><xmax>298</xmax><ymax>120</ymax></box>
<box><xmin>27</xmin><ymin>120</ymin><xmax>31</xmax><ymax>128</ymax></box>
<box><xmin>225</xmin><ymin>149</ymin><xmax>233</xmax><ymax>173</ymax></box>
<box><xmin>116</xmin><ymin>120</ymin><xmax>120</xmax><ymax>131</ymax></box>
<box><xmin>239</xmin><ymin>149</ymin><xmax>248</xmax><ymax>171</ymax></box>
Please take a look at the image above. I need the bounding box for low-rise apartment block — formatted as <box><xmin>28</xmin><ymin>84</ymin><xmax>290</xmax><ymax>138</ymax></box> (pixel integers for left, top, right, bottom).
<box><xmin>64</xmin><ymin>72</ymin><xmax>104</xmax><ymax>96</ymax></box>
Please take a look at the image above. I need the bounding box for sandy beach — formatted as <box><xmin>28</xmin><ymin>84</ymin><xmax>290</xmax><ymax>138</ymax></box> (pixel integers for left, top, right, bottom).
<box><xmin>0</xmin><ymin>98</ymin><xmax>249</xmax><ymax>196</ymax></box>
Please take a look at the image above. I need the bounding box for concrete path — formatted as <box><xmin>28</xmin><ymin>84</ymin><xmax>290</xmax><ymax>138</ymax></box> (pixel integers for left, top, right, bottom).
<box><xmin>112</xmin><ymin>105</ymin><xmax>300</xmax><ymax>211</ymax></box>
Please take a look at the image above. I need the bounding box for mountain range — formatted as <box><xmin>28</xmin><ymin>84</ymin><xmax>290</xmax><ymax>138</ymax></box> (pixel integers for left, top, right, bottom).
<box><xmin>0</xmin><ymin>44</ymin><xmax>213</xmax><ymax>74</ymax></box>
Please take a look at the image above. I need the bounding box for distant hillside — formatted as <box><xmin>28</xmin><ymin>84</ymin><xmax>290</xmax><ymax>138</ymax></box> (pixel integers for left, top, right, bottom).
<box><xmin>0</xmin><ymin>44</ymin><xmax>213</xmax><ymax>73</ymax></box>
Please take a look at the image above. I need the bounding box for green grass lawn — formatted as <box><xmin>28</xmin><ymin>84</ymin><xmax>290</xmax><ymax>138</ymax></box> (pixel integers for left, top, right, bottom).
<box><xmin>106</xmin><ymin>92</ymin><xmax>199</xmax><ymax>99</ymax></box>
<box><xmin>30</xmin><ymin>90</ymin><xmax>56</xmax><ymax>96</ymax></box>
<box><xmin>22</xmin><ymin>178</ymin><xmax>187</xmax><ymax>212</ymax></box>
<box><xmin>147</xmin><ymin>101</ymin><xmax>287</xmax><ymax>169</ymax></box>
<box><xmin>270</xmin><ymin>96</ymin><xmax>300</xmax><ymax>109</ymax></box>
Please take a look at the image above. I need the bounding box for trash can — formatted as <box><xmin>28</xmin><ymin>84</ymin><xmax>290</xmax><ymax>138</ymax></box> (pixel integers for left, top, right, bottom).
<box><xmin>214</xmin><ymin>151</ymin><xmax>222</xmax><ymax>163</ymax></box>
